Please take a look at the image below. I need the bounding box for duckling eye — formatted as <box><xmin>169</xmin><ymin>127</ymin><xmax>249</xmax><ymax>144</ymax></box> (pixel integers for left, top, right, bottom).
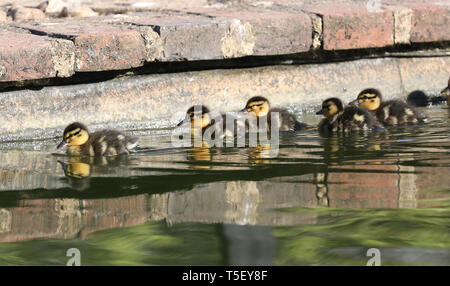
<box><xmin>370</xmin><ymin>99</ymin><xmax>375</xmax><ymax>102</ymax></box>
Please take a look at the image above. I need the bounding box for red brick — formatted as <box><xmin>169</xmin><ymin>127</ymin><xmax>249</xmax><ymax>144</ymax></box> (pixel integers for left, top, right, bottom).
<box><xmin>185</xmin><ymin>8</ymin><xmax>312</xmax><ymax>55</ymax></box>
<box><xmin>408</xmin><ymin>3</ymin><xmax>450</xmax><ymax>43</ymax></box>
<box><xmin>125</xmin><ymin>14</ymin><xmax>228</xmax><ymax>61</ymax></box>
<box><xmin>19</xmin><ymin>21</ymin><xmax>147</xmax><ymax>72</ymax></box>
<box><xmin>302</xmin><ymin>4</ymin><xmax>394</xmax><ymax>50</ymax></box>
<box><xmin>0</xmin><ymin>31</ymin><xmax>56</xmax><ymax>82</ymax></box>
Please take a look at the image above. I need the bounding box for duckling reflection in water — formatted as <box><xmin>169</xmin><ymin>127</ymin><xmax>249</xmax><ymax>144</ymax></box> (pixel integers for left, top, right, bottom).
<box><xmin>58</xmin><ymin>155</ymin><xmax>133</xmax><ymax>190</ymax></box>
<box><xmin>188</xmin><ymin>141</ymin><xmax>213</xmax><ymax>170</ymax></box>
<box><xmin>57</xmin><ymin>122</ymin><xmax>138</xmax><ymax>156</ymax></box>
<box><xmin>351</xmin><ymin>89</ymin><xmax>427</xmax><ymax>125</ymax></box>
<box><xmin>241</xmin><ymin>96</ymin><xmax>307</xmax><ymax>132</ymax></box>
<box><xmin>58</xmin><ymin>159</ymin><xmax>91</xmax><ymax>191</ymax></box>
<box><xmin>317</xmin><ymin>97</ymin><xmax>384</xmax><ymax>133</ymax></box>
<box><xmin>59</xmin><ymin>159</ymin><xmax>91</xmax><ymax>179</ymax></box>
<box><xmin>321</xmin><ymin>133</ymin><xmax>383</xmax><ymax>166</ymax></box>
<box><xmin>248</xmin><ymin>144</ymin><xmax>272</xmax><ymax>165</ymax></box>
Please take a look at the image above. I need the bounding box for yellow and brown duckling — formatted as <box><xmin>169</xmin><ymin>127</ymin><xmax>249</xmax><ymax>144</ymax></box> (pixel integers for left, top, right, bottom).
<box><xmin>241</xmin><ymin>96</ymin><xmax>306</xmax><ymax>132</ymax></box>
<box><xmin>177</xmin><ymin>105</ymin><xmax>214</xmax><ymax>136</ymax></box>
<box><xmin>177</xmin><ymin>105</ymin><xmax>246</xmax><ymax>139</ymax></box>
<box><xmin>351</xmin><ymin>88</ymin><xmax>427</xmax><ymax>125</ymax></box>
<box><xmin>57</xmin><ymin>122</ymin><xmax>138</xmax><ymax>156</ymax></box>
<box><xmin>317</xmin><ymin>97</ymin><xmax>384</xmax><ymax>133</ymax></box>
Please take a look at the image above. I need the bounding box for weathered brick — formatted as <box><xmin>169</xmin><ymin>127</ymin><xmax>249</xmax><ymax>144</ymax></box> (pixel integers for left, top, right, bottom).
<box><xmin>125</xmin><ymin>14</ymin><xmax>228</xmax><ymax>61</ymax></box>
<box><xmin>408</xmin><ymin>3</ymin><xmax>450</xmax><ymax>43</ymax></box>
<box><xmin>19</xmin><ymin>21</ymin><xmax>147</xmax><ymax>72</ymax></box>
<box><xmin>302</xmin><ymin>4</ymin><xmax>394</xmax><ymax>50</ymax></box>
<box><xmin>0</xmin><ymin>31</ymin><xmax>72</xmax><ymax>82</ymax></box>
<box><xmin>189</xmin><ymin>8</ymin><xmax>312</xmax><ymax>55</ymax></box>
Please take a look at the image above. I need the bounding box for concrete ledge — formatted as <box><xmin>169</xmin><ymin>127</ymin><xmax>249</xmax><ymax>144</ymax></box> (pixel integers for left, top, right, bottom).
<box><xmin>1</xmin><ymin>55</ymin><xmax>448</xmax><ymax>141</ymax></box>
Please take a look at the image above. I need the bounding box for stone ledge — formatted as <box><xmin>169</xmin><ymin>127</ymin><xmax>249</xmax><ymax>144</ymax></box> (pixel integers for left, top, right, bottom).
<box><xmin>1</xmin><ymin>56</ymin><xmax>448</xmax><ymax>141</ymax></box>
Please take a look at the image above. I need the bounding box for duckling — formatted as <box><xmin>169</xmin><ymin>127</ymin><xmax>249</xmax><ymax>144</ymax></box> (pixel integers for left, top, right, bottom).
<box><xmin>241</xmin><ymin>96</ymin><xmax>306</xmax><ymax>132</ymax></box>
<box><xmin>57</xmin><ymin>122</ymin><xmax>138</xmax><ymax>156</ymax></box>
<box><xmin>406</xmin><ymin>90</ymin><xmax>429</xmax><ymax>107</ymax></box>
<box><xmin>317</xmin><ymin>97</ymin><xmax>384</xmax><ymax>133</ymax></box>
<box><xmin>407</xmin><ymin>89</ymin><xmax>447</xmax><ymax>107</ymax></box>
<box><xmin>177</xmin><ymin>105</ymin><xmax>247</xmax><ymax>139</ymax></box>
<box><xmin>351</xmin><ymin>88</ymin><xmax>427</xmax><ymax>125</ymax></box>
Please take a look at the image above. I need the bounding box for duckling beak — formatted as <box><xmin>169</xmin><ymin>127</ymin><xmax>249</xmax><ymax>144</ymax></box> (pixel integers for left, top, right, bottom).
<box><xmin>57</xmin><ymin>139</ymin><xmax>67</xmax><ymax>149</ymax></box>
<box><xmin>177</xmin><ymin>115</ymin><xmax>189</xmax><ymax>127</ymax></box>
<box><xmin>240</xmin><ymin>107</ymin><xmax>248</xmax><ymax>113</ymax></box>
<box><xmin>316</xmin><ymin>109</ymin><xmax>323</xmax><ymax>115</ymax></box>
<box><xmin>348</xmin><ymin>99</ymin><xmax>359</xmax><ymax>105</ymax></box>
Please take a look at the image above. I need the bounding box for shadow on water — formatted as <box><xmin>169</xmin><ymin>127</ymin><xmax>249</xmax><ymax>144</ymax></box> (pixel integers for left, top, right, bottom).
<box><xmin>0</xmin><ymin>105</ymin><xmax>449</xmax><ymax>265</ymax></box>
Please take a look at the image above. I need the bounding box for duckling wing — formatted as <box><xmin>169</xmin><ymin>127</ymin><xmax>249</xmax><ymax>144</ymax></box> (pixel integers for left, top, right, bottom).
<box><xmin>363</xmin><ymin>109</ymin><xmax>385</xmax><ymax>131</ymax></box>
<box><xmin>90</xmin><ymin>130</ymin><xmax>138</xmax><ymax>156</ymax></box>
<box><xmin>377</xmin><ymin>100</ymin><xmax>426</xmax><ymax>125</ymax></box>
<box><xmin>270</xmin><ymin>108</ymin><xmax>305</xmax><ymax>132</ymax></box>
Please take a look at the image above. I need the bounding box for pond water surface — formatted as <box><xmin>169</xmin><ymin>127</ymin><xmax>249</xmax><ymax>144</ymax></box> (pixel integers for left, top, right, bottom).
<box><xmin>0</xmin><ymin>104</ymin><xmax>449</xmax><ymax>266</ymax></box>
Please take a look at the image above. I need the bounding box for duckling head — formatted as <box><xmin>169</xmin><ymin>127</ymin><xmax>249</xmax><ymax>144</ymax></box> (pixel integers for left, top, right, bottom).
<box><xmin>407</xmin><ymin>90</ymin><xmax>429</xmax><ymax>107</ymax></box>
<box><xmin>177</xmin><ymin>105</ymin><xmax>211</xmax><ymax>131</ymax></box>
<box><xmin>57</xmin><ymin>122</ymin><xmax>89</xmax><ymax>149</ymax></box>
<box><xmin>440</xmin><ymin>77</ymin><xmax>450</xmax><ymax>101</ymax></box>
<box><xmin>353</xmin><ymin>88</ymin><xmax>382</xmax><ymax>111</ymax></box>
<box><xmin>316</xmin><ymin>97</ymin><xmax>344</xmax><ymax>118</ymax></box>
<box><xmin>242</xmin><ymin>96</ymin><xmax>270</xmax><ymax>117</ymax></box>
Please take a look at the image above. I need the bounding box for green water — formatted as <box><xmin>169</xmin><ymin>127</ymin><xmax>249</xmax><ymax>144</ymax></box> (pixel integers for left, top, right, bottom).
<box><xmin>0</xmin><ymin>105</ymin><xmax>449</xmax><ymax>266</ymax></box>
